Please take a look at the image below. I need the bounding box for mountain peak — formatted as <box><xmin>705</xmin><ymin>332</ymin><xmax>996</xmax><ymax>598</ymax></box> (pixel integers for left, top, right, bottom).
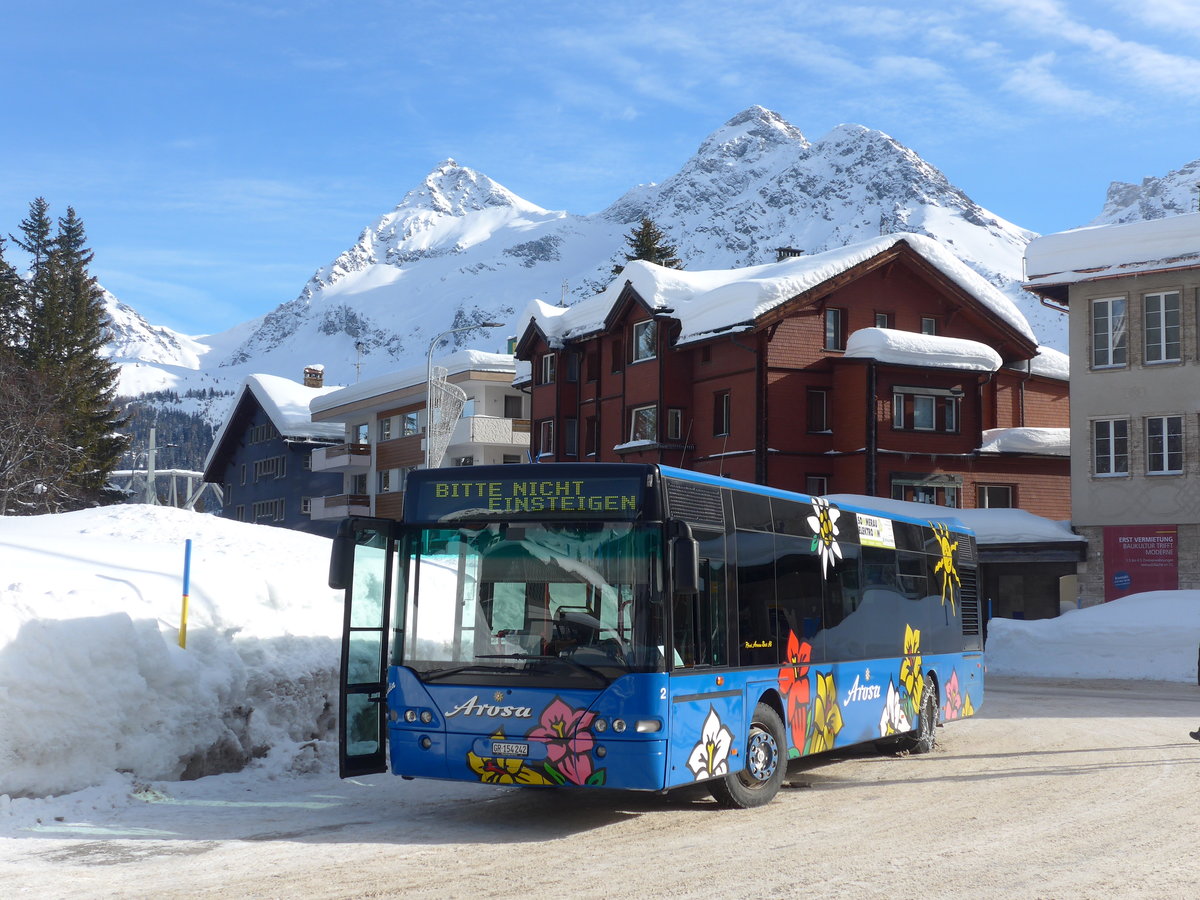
<box><xmin>695</xmin><ymin>105</ymin><xmax>810</xmax><ymax>162</ymax></box>
<box><xmin>396</xmin><ymin>159</ymin><xmax>545</xmax><ymax>217</ymax></box>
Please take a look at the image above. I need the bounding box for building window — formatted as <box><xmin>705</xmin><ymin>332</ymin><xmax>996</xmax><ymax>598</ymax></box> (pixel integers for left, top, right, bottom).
<box><xmin>502</xmin><ymin>454</ymin><xmax>522</xmax><ymax>465</ymax></box>
<box><xmin>503</xmin><ymin>395</ymin><xmax>523</xmax><ymax>418</ymax></box>
<box><xmin>807</xmin><ymin>389</ymin><xmax>829</xmax><ymax>432</ymax></box>
<box><xmin>913</xmin><ymin>395</ymin><xmax>936</xmax><ymax>431</ymax></box>
<box><xmin>892</xmin><ymin>393</ymin><xmax>904</xmax><ymax>429</ymax></box>
<box><xmin>585</xmin><ymin>351</ymin><xmax>599</xmax><ymax>382</ymax></box>
<box><xmin>350</xmin><ymin>473</ymin><xmax>367</xmax><ymax>495</ymax></box>
<box><xmin>355</xmin><ymin>422</ymin><xmax>369</xmax><ymax>443</ymax></box>
<box><xmin>824</xmin><ymin>308</ymin><xmax>845</xmax><ymax>350</ymax></box>
<box><xmin>610</xmin><ymin>338</ymin><xmax>624</xmax><ymax>373</ymax></box>
<box><xmin>565</xmin><ymin>352</ymin><xmax>580</xmax><ymax>382</ymax></box>
<box><xmin>944</xmin><ymin>397</ymin><xmax>959</xmax><ymax>433</ymax></box>
<box><xmin>401</xmin><ymin>411</ymin><xmax>421</xmax><ymax>437</ymax></box>
<box><xmin>378</xmin><ymin>469</ymin><xmax>395</xmax><ymax>493</ymax></box>
<box><xmin>632</xmin><ymin>320</ymin><xmax>657</xmax><ymax>362</ymax></box>
<box><xmin>252</xmin><ymin>498</ymin><xmax>285</xmax><ymax>521</ymax></box>
<box><xmin>585</xmin><ymin>417</ymin><xmax>598</xmax><ymax>456</ymax></box>
<box><xmin>701</xmin><ymin>346</ymin><xmax>712</xmax><ymax>365</ymax></box>
<box><xmin>1093</xmin><ymin>419</ymin><xmax>1129</xmax><ymax>476</ymax></box>
<box><xmin>379</xmin><ymin>417</ymin><xmax>393</xmax><ymax>441</ymax></box>
<box><xmin>539</xmin><ymin>353</ymin><xmax>556</xmax><ymax>385</ymax></box>
<box><xmin>235</xmin><ymin>505</ymin><xmax>245</xmax><ymax>521</ymax></box>
<box><xmin>538</xmin><ymin>419</ymin><xmax>554</xmax><ymax>457</ymax></box>
<box><xmin>301</xmin><ymin>497</ymin><xmax>311</xmax><ymax>515</ymax></box>
<box><xmin>240</xmin><ymin>464</ymin><xmax>246</xmax><ymax>486</ymax></box>
<box><xmin>920</xmin><ymin>316</ymin><xmax>937</xmax><ymax>336</ymax></box>
<box><xmin>977</xmin><ymin>485</ymin><xmax>1013</xmax><ymax>508</ymax></box>
<box><xmin>891</xmin><ymin>476</ymin><xmax>961</xmax><ymax>507</ymax></box>
<box><xmin>1144</xmin><ymin>291</ymin><xmax>1181</xmax><ymax>364</ymax></box>
<box><xmin>564</xmin><ymin>418</ymin><xmax>579</xmax><ymax>455</ymax></box>
<box><xmin>713</xmin><ymin>391</ymin><xmax>731</xmax><ymax>437</ymax></box>
<box><xmin>1146</xmin><ymin>415</ymin><xmax>1183</xmax><ymax>474</ymax></box>
<box><xmin>630</xmin><ymin>405</ymin><xmax>657</xmax><ymax>443</ymax></box>
<box><xmin>667</xmin><ymin>408</ymin><xmax>683</xmax><ymax>441</ymax></box>
<box><xmin>1091</xmin><ymin>297</ymin><xmax>1127</xmax><ymax>368</ymax></box>
<box><xmin>805</xmin><ymin>475</ymin><xmax>828</xmax><ymax>496</ymax></box>
<box><xmin>254</xmin><ymin>456</ymin><xmax>286</xmax><ymax>481</ymax></box>
<box><xmin>302</xmin><ymin>452</ymin><xmax>312</xmax><ymax>471</ymax></box>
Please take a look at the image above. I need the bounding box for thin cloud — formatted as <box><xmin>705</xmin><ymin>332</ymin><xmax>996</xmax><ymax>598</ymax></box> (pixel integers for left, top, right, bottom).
<box><xmin>1001</xmin><ymin>53</ymin><xmax>1122</xmax><ymax>114</ymax></box>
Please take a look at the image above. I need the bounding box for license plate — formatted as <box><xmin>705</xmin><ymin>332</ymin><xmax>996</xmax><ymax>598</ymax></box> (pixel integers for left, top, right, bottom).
<box><xmin>491</xmin><ymin>741</ymin><xmax>529</xmax><ymax>757</ymax></box>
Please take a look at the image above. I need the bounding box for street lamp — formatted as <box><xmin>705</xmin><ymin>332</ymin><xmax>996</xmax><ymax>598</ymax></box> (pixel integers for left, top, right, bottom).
<box><xmin>425</xmin><ymin>322</ymin><xmax>505</xmax><ymax>468</ymax></box>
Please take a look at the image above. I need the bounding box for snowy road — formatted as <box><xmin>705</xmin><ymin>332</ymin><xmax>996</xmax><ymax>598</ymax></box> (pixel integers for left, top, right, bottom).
<box><xmin>4</xmin><ymin>676</ymin><xmax>1199</xmax><ymax>898</ymax></box>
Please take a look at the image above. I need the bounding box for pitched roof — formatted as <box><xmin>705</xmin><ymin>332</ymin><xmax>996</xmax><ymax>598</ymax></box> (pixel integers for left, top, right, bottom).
<box><xmin>518</xmin><ymin>232</ymin><xmax>1036</xmax><ymax>350</ymax></box>
<box><xmin>203</xmin><ymin>374</ymin><xmax>345</xmax><ymax>477</ymax></box>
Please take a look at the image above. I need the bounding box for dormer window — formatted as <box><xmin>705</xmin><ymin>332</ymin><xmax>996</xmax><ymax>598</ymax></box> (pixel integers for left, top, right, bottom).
<box><xmin>632</xmin><ymin>320</ymin><xmax>657</xmax><ymax>362</ymax></box>
<box><xmin>539</xmin><ymin>352</ymin><xmax>556</xmax><ymax>385</ymax></box>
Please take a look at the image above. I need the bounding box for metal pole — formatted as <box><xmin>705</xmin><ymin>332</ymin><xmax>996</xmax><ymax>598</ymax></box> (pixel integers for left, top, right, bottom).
<box><xmin>146</xmin><ymin>426</ymin><xmax>157</xmax><ymax>505</ymax></box>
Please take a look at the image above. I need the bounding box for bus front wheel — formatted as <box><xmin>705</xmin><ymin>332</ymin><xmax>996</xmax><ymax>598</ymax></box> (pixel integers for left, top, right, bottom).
<box><xmin>902</xmin><ymin>674</ymin><xmax>939</xmax><ymax>754</ymax></box>
<box><xmin>708</xmin><ymin>702</ymin><xmax>787</xmax><ymax>809</ymax></box>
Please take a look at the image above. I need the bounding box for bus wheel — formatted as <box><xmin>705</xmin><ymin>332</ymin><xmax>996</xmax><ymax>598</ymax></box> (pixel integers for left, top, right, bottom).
<box><xmin>904</xmin><ymin>675</ymin><xmax>939</xmax><ymax>754</ymax></box>
<box><xmin>708</xmin><ymin>703</ymin><xmax>786</xmax><ymax>809</ymax></box>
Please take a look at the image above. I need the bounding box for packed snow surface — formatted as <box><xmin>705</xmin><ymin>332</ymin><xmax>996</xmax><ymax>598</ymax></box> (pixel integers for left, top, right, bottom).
<box><xmin>1024</xmin><ymin>211</ymin><xmax>1200</xmax><ymax>285</ymax></box>
<box><xmin>843</xmin><ymin>327</ymin><xmax>1003</xmax><ymax>372</ymax></box>
<box><xmin>0</xmin><ymin>503</ymin><xmax>1192</xmax><ymax>820</ymax></box>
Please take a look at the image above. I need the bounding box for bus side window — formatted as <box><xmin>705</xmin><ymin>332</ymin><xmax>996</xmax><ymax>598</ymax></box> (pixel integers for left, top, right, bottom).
<box><xmin>672</xmin><ymin>587</ymin><xmax>696</xmax><ymax>667</ymax></box>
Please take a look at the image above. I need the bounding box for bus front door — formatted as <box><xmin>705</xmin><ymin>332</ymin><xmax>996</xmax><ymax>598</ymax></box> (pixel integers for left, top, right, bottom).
<box><xmin>333</xmin><ymin>518</ymin><xmax>396</xmax><ymax>779</ymax></box>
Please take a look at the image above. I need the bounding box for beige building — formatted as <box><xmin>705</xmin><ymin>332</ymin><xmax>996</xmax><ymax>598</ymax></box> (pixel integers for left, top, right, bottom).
<box><xmin>1025</xmin><ymin>213</ymin><xmax>1200</xmax><ymax>602</ymax></box>
<box><xmin>307</xmin><ymin>351</ymin><xmax>529</xmax><ymax>521</ymax></box>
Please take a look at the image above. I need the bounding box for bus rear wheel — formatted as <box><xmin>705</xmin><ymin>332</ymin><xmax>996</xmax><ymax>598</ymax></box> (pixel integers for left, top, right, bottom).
<box><xmin>900</xmin><ymin>674</ymin><xmax>938</xmax><ymax>754</ymax></box>
<box><xmin>709</xmin><ymin>702</ymin><xmax>786</xmax><ymax>809</ymax></box>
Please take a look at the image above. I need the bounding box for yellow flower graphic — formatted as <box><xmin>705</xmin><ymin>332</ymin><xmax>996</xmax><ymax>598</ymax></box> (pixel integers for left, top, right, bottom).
<box><xmin>930</xmin><ymin>522</ymin><xmax>961</xmax><ymax>615</ymax></box>
<box><xmin>806</xmin><ymin>497</ymin><xmax>843</xmax><ymax>577</ymax></box>
<box><xmin>962</xmin><ymin>693</ymin><xmax>975</xmax><ymax>718</ymax></box>
<box><xmin>807</xmin><ymin>671</ymin><xmax>844</xmax><ymax>754</ymax></box>
<box><xmin>900</xmin><ymin>624</ymin><xmax>923</xmax><ymax>709</ymax></box>
<box><xmin>466</xmin><ymin>730</ymin><xmax>553</xmax><ymax>785</ymax></box>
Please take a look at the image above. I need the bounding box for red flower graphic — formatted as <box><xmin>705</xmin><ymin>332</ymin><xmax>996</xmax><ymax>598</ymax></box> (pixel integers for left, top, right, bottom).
<box><xmin>778</xmin><ymin>631</ymin><xmax>812</xmax><ymax>751</ymax></box>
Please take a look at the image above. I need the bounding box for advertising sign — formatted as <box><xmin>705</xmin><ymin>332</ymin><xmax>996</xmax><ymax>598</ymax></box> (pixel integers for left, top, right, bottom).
<box><xmin>1103</xmin><ymin>525</ymin><xmax>1178</xmax><ymax>602</ymax></box>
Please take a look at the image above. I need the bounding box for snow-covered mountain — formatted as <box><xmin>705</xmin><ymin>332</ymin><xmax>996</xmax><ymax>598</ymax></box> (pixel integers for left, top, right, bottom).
<box><xmin>113</xmin><ymin>106</ymin><xmax>1070</xmax><ymax>411</ymax></box>
<box><xmin>1090</xmin><ymin>158</ymin><xmax>1200</xmax><ymax>225</ymax></box>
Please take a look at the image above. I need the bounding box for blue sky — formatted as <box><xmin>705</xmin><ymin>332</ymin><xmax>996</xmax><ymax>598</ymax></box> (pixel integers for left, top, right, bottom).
<box><xmin>3</xmin><ymin>0</ymin><xmax>1199</xmax><ymax>336</ymax></box>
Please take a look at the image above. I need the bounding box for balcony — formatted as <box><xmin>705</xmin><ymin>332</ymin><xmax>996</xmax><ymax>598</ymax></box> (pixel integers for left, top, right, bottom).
<box><xmin>447</xmin><ymin>416</ymin><xmax>531</xmax><ymax>450</ymax></box>
<box><xmin>310</xmin><ymin>493</ymin><xmax>371</xmax><ymax>520</ymax></box>
<box><xmin>311</xmin><ymin>443</ymin><xmax>371</xmax><ymax>473</ymax></box>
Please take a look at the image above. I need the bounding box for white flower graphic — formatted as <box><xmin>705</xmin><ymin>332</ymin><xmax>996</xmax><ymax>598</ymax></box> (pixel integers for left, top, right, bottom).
<box><xmin>880</xmin><ymin>679</ymin><xmax>911</xmax><ymax>736</ymax></box>
<box><xmin>687</xmin><ymin>707</ymin><xmax>734</xmax><ymax>781</ymax></box>
<box><xmin>806</xmin><ymin>497</ymin><xmax>842</xmax><ymax>577</ymax></box>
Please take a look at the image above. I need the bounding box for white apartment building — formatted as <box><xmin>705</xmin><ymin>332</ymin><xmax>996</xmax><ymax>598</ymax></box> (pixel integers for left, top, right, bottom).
<box><xmin>307</xmin><ymin>351</ymin><xmax>530</xmax><ymax>521</ymax></box>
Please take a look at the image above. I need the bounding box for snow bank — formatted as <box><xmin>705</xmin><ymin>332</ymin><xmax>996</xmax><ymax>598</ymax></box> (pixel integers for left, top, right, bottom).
<box><xmin>986</xmin><ymin>592</ymin><xmax>1200</xmax><ymax>683</ymax></box>
<box><xmin>0</xmin><ymin>506</ymin><xmax>342</xmax><ymax>798</ymax></box>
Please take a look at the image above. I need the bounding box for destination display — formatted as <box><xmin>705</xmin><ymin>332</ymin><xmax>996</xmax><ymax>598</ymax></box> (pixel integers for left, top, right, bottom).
<box><xmin>409</xmin><ymin>474</ymin><xmax>647</xmax><ymax>521</ymax></box>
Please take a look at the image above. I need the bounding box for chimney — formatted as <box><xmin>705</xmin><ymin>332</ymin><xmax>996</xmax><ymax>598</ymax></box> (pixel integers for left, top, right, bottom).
<box><xmin>775</xmin><ymin>247</ymin><xmax>804</xmax><ymax>262</ymax></box>
<box><xmin>303</xmin><ymin>365</ymin><xmax>325</xmax><ymax>388</ymax></box>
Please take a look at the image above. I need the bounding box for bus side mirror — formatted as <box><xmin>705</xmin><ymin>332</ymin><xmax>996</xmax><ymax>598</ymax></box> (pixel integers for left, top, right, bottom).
<box><xmin>329</xmin><ymin>526</ymin><xmax>355</xmax><ymax>590</ymax></box>
<box><xmin>670</xmin><ymin>521</ymin><xmax>699</xmax><ymax>595</ymax></box>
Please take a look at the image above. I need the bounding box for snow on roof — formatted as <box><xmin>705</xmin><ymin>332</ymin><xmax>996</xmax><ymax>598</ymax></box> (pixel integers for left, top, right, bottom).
<box><xmin>1024</xmin><ymin>212</ymin><xmax>1200</xmax><ymax>287</ymax></box>
<box><xmin>203</xmin><ymin>374</ymin><xmax>346</xmax><ymax>473</ymax></box>
<box><xmin>827</xmin><ymin>493</ymin><xmax>1083</xmax><ymax>545</ymax></box>
<box><xmin>1026</xmin><ymin>345</ymin><xmax>1069</xmax><ymax>380</ymax></box>
<box><xmin>978</xmin><ymin>427</ymin><xmax>1070</xmax><ymax>456</ymax></box>
<box><xmin>519</xmin><ymin>232</ymin><xmax>1036</xmax><ymax>348</ymax></box>
<box><xmin>844</xmin><ymin>327</ymin><xmax>1002</xmax><ymax>371</ymax></box>
<box><xmin>310</xmin><ymin>350</ymin><xmax>516</xmax><ymax>415</ymax></box>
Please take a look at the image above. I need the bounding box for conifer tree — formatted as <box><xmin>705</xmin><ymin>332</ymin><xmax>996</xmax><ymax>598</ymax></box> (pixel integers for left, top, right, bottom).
<box><xmin>47</xmin><ymin>206</ymin><xmax>129</xmax><ymax>499</ymax></box>
<box><xmin>12</xmin><ymin>197</ymin><xmax>56</xmax><ymax>367</ymax></box>
<box><xmin>611</xmin><ymin>217</ymin><xmax>684</xmax><ymax>276</ymax></box>
<box><xmin>0</xmin><ymin>238</ymin><xmax>24</xmax><ymax>351</ymax></box>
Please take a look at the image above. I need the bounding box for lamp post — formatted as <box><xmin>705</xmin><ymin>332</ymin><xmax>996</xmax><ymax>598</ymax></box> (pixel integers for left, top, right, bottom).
<box><xmin>425</xmin><ymin>322</ymin><xmax>505</xmax><ymax>468</ymax></box>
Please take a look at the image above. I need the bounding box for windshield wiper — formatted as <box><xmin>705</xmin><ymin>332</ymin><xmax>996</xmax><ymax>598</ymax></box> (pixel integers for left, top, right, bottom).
<box><xmin>422</xmin><ymin>662</ymin><xmax>520</xmax><ymax>682</ymax></box>
<box><xmin>478</xmin><ymin>653</ymin><xmax>612</xmax><ymax>683</ymax></box>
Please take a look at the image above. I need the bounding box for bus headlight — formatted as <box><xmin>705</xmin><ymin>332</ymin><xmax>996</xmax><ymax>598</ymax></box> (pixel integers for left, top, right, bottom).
<box><xmin>635</xmin><ymin>719</ymin><xmax>662</xmax><ymax>733</ymax></box>
<box><xmin>612</xmin><ymin>719</ymin><xmax>627</xmax><ymax>733</ymax></box>
<box><xmin>404</xmin><ymin>709</ymin><xmax>418</xmax><ymax>723</ymax></box>
<box><xmin>594</xmin><ymin>718</ymin><xmax>608</xmax><ymax>732</ymax></box>
<box><xmin>420</xmin><ymin>710</ymin><xmax>433</xmax><ymax>724</ymax></box>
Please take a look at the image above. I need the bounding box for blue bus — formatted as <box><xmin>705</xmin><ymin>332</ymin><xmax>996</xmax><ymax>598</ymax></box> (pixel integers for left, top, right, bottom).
<box><xmin>331</xmin><ymin>463</ymin><xmax>983</xmax><ymax>808</ymax></box>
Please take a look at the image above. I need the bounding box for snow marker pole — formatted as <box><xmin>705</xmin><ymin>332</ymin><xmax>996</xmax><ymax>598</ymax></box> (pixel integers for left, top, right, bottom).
<box><xmin>179</xmin><ymin>539</ymin><xmax>192</xmax><ymax>649</ymax></box>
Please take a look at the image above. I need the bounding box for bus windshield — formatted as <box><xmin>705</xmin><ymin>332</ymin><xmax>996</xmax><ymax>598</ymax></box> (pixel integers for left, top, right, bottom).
<box><xmin>397</xmin><ymin>521</ymin><xmax>665</xmax><ymax>683</ymax></box>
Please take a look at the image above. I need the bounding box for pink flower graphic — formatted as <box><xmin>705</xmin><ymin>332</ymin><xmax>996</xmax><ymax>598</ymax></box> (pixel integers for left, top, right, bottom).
<box><xmin>528</xmin><ymin>697</ymin><xmax>598</xmax><ymax>785</ymax></box>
